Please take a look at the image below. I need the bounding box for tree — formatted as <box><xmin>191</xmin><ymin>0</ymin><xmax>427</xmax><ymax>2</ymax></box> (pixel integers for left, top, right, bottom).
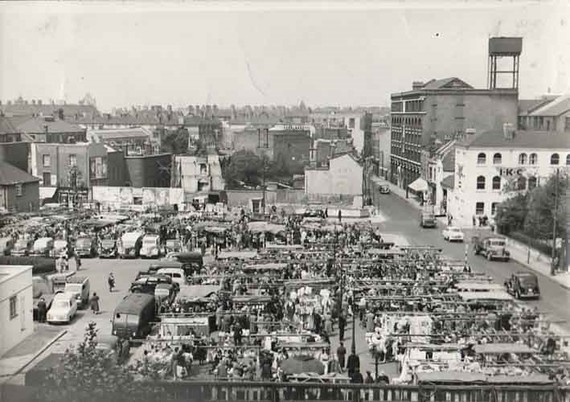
<box><xmin>221</xmin><ymin>150</ymin><xmax>264</xmax><ymax>189</ymax></box>
<box><xmin>38</xmin><ymin>322</ymin><xmax>165</xmax><ymax>402</ymax></box>
<box><xmin>160</xmin><ymin>128</ymin><xmax>189</xmax><ymax>154</ymax></box>
<box><xmin>495</xmin><ymin>192</ymin><xmax>528</xmax><ymax>235</ymax></box>
<box><xmin>523</xmin><ymin>173</ymin><xmax>567</xmax><ymax>240</ymax></box>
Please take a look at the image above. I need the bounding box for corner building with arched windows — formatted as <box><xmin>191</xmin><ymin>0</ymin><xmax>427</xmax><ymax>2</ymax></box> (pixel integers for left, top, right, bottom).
<box><xmin>448</xmin><ymin>128</ymin><xmax>570</xmax><ymax>227</ymax></box>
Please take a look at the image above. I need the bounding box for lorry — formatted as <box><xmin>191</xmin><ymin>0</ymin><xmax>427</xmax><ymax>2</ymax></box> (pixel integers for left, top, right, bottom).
<box><xmin>139</xmin><ymin>234</ymin><xmax>161</xmax><ymax>258</ymax></box>
<box><xmin>472</xmin><ymin>235</ymin><xmax>511</xmax><ymax>262</ymax></box>
<box><xmin>75</xmin><ymin>235</ymin><xmax>97</xmax><ymax>258</ymax></box>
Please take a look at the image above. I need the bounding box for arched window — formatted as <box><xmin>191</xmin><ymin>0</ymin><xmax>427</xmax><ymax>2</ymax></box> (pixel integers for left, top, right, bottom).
<box><xmin>517</xmin><ymin>176</ymin><xmax>527</xmax><ymax>191</ymax></box>
<box><xmin>493</xmin><ymin>153</ymin><xmax>502</xmax><ymax>165</ymax></box>
<box><xmin>476</xmin><ymin>176</ymin><xmax>486</xmax><ymax>190</ymax></box>
<box><xmin>492</xmin><ymin>176</ymin><xmax>501</xmax><ymax>190</ymax></box>
<box><xmin>477</xmin><ymin>153</ymin><xmax>486</xmax><ymax>164</ymax></box>
<box><xmin>518</xmin><ymin>153</ymin><xmax>527</xmax><ymax>165</ymax></box>
<box><xmin>529</xmin><ymin>153</ymin><xmax>537</xmax><ymax>165</ymax></box>
<box><xmin>551</xmin><ymin>153</ymin><xmax>560</xmax><ymax>165</ymax></box>
<box><xmin>528</xmin><ymin>176</ymin><xmax>537</xmax><ymax>190</ymax></box>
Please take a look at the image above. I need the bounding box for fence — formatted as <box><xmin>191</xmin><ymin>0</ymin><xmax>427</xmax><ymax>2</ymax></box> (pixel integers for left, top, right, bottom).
<box><xmin>15</xmin><ymin>381</ymin><xmax>570</xmax><ymax>402</ymax></box>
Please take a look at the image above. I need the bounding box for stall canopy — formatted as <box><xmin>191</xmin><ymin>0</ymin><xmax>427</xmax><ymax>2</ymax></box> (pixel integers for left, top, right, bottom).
<box><xmin>244</xmin><ymin>263</ymin><xmax>287</xmax><ymax>271</ymax></box>
<box><xmin>217</xmin><ymin>250</ymin><xmax>258</xmax><ymax>260</ymax></box>
<box><xmin>280</xmin><ymin>355</ymin><xmax>324</xmax><ymax>375</ymax></box>
<box><xmin>458</xmin><ymin>291</ymin><xmax>514</xmax><ymax>301</ymax></box>
<box><xmin>248</xmin><ymin>222</ymin><xmax>286</xmax><ymax>234</ymax></box>
<box><xmin>177</xmin><ymin>285</ymin><xmax>221</xmax><ymax>302</ymax></box>
<box><xmin>416</xmin><ymin>371</ymin><xmax>487</xmax><ymax>384</ymax></box>
<box><xmin>473</xmin><ymin>343</ymin><xmax>535</xmax><ymax>355</ymax></box>
<box><xmin>408</xmin><ymin>177</ymin><xmax>429</xmax><ymax>192</ymax></box>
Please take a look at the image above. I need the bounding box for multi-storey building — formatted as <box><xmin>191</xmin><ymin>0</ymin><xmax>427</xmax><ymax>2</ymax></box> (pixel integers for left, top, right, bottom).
<box><xmin>518</xmin><ymin>95</ymin><xmax>570</xmax><ymax>132</ymax></box>
<box><xmin>448</xmin><ymin>127</ymin><xmax>570</xmax><ymax>227</ymax></box>
<box><xmin>390</xmin><ymin>77</ymin><xmax>518</xmax><ymax>191</ymax></box>
<box><xmin>171</xmin><ymin>154</ymin><xmax>225</xmax><ymax>194</ymax></box>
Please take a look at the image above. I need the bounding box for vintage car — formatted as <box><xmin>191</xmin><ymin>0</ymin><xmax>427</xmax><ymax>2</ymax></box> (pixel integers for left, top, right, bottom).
<box><xmin>0</xmin><ymin>237</ymin><xmax>14</xmax><ymax>256</ymax></box>
<box><xmin>139</xmin><ymin>234</ymin><xmax>161</xmax><ymax>258</ymax></box>
<box><xmin>99</xmin><ymin>238</ymin><xmax>118</xmax><ymax>258</ymax></box>
<box><xmin>31</xmin><ymin>237</ymin><xmax>54</xmax><ymax>257</ymax></box>
<box><xmin>505</xmin><ymin>272</ymin><xmax>540</xmax><ymax>299</ymax></box>
<box><xmin>165</xmin><ymin>239</ymin><xmax>183</xmax><ymax>254</ymax></box>
<box><xmin>442</xmin><ymin>226</ymin><xmax>465</xmax><ymax>242</ymax></box>
<box><xmin>130</xmin><ymin>274</ymin><xmax>177</xmax><ymax>295</ymax></box>
<box><xmin>47</xmin><ymin>292</ymin><xmax>78</xmax><ymax>324</ymax></box>
<box><xmin>12</xmin><ymin>238</ymin><xmax>34</xmax><ymax>257</ymax></box>
<box><xmin>75</xmin><ymin>235</ymin><xmax>97</xmax><ymax>258</ymax></box>
<box><xmin>473</xmin><ymin>235</ymin><xmax>510</xmax><ymax>261</ymax></box>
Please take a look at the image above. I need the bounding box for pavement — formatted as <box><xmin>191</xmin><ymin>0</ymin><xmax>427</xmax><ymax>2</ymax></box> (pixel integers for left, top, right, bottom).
<box><xmin>388</xmin><ymin>183</ymin><xmax>570</xmax><ymax>290</ymax></box>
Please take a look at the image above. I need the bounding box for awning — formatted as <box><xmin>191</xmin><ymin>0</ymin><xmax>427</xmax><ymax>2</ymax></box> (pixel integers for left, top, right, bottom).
<box><xmin>39</xmin><ymin>187</ymin><xmax>57</xmax><ymax>200</ymax></box>
<box><xmin>408</xmin><ymin>177</ymin><xmax>428</xmax><ymax>192</ymax></box>
<box><xmin>441</xmin><ymin>175</ymin><xmax>455</xmax><ymax>190</ymax></box>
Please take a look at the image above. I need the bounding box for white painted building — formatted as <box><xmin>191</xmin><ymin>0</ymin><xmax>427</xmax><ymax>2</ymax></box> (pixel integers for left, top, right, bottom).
<box><xmin>448</xmin><ymin>128</ymin><xmax>570</xmax><ymax>227</ymax></box>
<box><xmin>171</xmin><ymin>154</ymin><xmax>225</xmax><ymax>194</ymax></box>
<box><xmin>425</xmin><ymin>140</ymin><xmax>456</xmax><ymax>216</ymax></box>
<box><xmin>305</xmin><ymin>153</ymin><xmax>363</xmax><ymax>196</ymax></box>
<box><xmin>0</xmin><ymin>265</ymin><xmax>33</xmax><ymax>357</ymax></box>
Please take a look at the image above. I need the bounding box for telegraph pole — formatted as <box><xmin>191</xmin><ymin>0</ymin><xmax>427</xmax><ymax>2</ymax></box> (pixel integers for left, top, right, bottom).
<box><xmin>551</xmin><ymin>168</ymin><xmax>560</xmax><ymax>276</ymax></box>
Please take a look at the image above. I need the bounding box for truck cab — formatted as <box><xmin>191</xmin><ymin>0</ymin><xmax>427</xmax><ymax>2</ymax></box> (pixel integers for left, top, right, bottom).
<box><xmin>473</xmin><ymin>235</ymin><xmax>510</xmax><ymax>262</ymax></box>
<box><xmin>420</xmin><ymin>211</ymin><xmax>436</xmax><ymax>228</ymax></box>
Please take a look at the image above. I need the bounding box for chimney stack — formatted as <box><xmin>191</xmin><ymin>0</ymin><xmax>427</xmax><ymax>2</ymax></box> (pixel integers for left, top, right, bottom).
<box><xmin>412</xmin><ymin>81</ymin><xmax>425</xmax><ymax>90</ymax></box>
<box><xmin>503</xmin><ymin>123</ymin><xmax>515</xmax><ymax>140</ymax></box>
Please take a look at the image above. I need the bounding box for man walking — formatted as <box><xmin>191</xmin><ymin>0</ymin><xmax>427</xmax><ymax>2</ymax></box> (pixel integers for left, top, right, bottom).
<box><xmin>90</xmin><ymin>292</ymin><xmax>100</xmax><ymax>314</ymax></box>
<box><xmin>338</xmin><ymin>314</ymin><xmax>346</xmax><ymax>341</ymax></box>
<box><xmin>75</xmin><ymin>254</ymin><xmax>82</xmax><ymax>271</ymax></box>
<box><xmin>37</xmin><ymin>298</ymin><xmax>47</xmax><ymax>323</ymax></box>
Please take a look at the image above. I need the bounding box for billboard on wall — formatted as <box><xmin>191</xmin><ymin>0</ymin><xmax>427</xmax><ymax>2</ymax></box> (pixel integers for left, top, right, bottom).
<box><xmin>92</xmin><ymin>186</ymin><xmax>183</xmax><ymax>208</ymax></box>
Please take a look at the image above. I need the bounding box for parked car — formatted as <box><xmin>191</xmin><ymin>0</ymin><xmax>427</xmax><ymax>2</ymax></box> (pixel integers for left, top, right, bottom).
<box><xmin>165</xmin><ymin>239</ymin><xmax>182</xmax><ymax>254</ymax></box>
<box><xmin>505</xmin><ymin>272</ymin><xmax>540</xmax><ymax>299</ymax></box>
<box><xmin>31</xmin><ymin>237</ymin><xmax>54</xmax><ymax>257</ymax></box>
<box><xmin>95</xmin><ymin>334</ymin><xmax>131</xmax><ymax>364</ymax></box>
<box><xmin>47</xmin><ymin>292</ymin><xmax>78</xmax><ymax>324</ymax></box>
<box><xmin>154</xmin><ymin>283</ymin><xmax>177</xmax><ymax>306</ymax></box>
<box><xmin>419</xmin><ymin>211</ymin><xmax>436</xmax><ymax>228</ymax></box>
<box><xmin>156</xmin><ymin>267</ymin><xmax>186</xmax><ymax>287</ymax></box>
<box><xmin>11</xmin><ymin>238</ymin><xmax>33</xmax><ymax>257</ymax></box>
<box><xmin>140</xmin><ymin>234</ymin><xmax>161</xmax><ymax>258</ymax></box>
<box><xmin>75</xmin><ymin>235</ymin><xmax>97</xmax><ymax>258</ymax></box>
<box><xmin>99</xmin><ymin>238</ymin><xmax>118</xmax><ymax>258</ymax></box>
<box><xmin>0</xmin><ymin>237</ymin><xmax>14</xmax><ymax>256</ymax></box>
<box><xmin>119</xmin><ymin>231</ymin><xmax>144</xmax><ymax>259</ymax></box>
<box><xmin>442</xmin><ymin>226</ymin><xmax>465</xmax><ymax>242</ymax></box>
<box><xmin>130</xmin><ymin>274</ymin><xmax>177</xmax><ymax>295</ymax></box>
<box><xmin>63</xmin><ymin>276</ymin><xmax>90</xmax><ymax>309</ymax></box>
<box><xmin>379</xmin><ymin>184</ymin><xmax>390</xmax><ymax>194</ymax></box>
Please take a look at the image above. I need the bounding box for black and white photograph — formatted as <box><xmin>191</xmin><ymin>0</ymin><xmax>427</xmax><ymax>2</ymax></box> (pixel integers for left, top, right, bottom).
<box><xmin>0</xmin><ymin>1</ymin><xmax>569</xmax><ymax>401</ymax></box>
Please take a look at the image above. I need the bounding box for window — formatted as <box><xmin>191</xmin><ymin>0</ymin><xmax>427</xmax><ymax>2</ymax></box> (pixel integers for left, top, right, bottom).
<box><xmin>517</xmin><ymin>176</ymin><xmax>527</xmax><ymax>191</ymax></box>
<box><xmin>567</xmin><ymin>155</ymin><xmax>570</xmax><ymax>166</ymax></box>
<box><xmin>475</xmin><ymin>202</ymin><xmax>485</xmax><ymax>215</ymax></box>
<box><xmin>528</xmin><ymin>176</ymin><xmax>538</xmax><ymax>190</ymax></box>
<box><xmin>42</xmin><ymin>154</ymin><xmax>51</xmax><ymax>167</ymax></box>
<box><xmin>43</xmin><ymin>172</ymin><xmax>51</xmax><ymax>186</ymax></box>
<box><xmin>550</xmin><ymin>153</ymin><xmax>560</xmax><ymax>165</ymax></box>
<box><xmin>493</xmin><ymin>153</ymin><xmax>502</xmax><ymax>165</ymax></box>
<box><xmin>69</xmin><ymin>154</ymin><xmax>77</xmax><ymax>167</ymax></box>
<box><xmin>529</xmin><ymin>153</ymin><xmax>537</xmax><ymax>165</ymax></box>
<box><xmin>492</xmin><ymin>176</ymin><xmax>501</xmax><ymax>190</ymax></box>
<box><xmin>491</xmin><ymin>202</ymin><xmax>499</xmax><ymax>215</ymax></box>
<box><xmin>476</xmin><ymin>176</ymin><xmax>486</xmax><ymax>190</ymax></box>
<box><xmin>477</xmin><ymin>153</ymin><xmax>486</xmax><ymax>164</ymax></box>
<box><xmin>9</xmin><ymin>296</ymin><xmax>17</xmax><ymax>319</ymax></box>
<box><xmin>565</xmin><ymin>117</ymin><xmax>570</xmax><ymax>131</ymax></box>
<box><xmin>348</xmin><ymin>118</ymin><xmax>355</xmax><ymax>129</ymax></box>
<box><xmin>16</xmin><ymin>184</ymin><xmax>23</xmax><ymax>197</ymax></box>
<box><xmin>518</xmin><ymin>153</ymin><xmax>527</xmax><ymax>165</ymax></box>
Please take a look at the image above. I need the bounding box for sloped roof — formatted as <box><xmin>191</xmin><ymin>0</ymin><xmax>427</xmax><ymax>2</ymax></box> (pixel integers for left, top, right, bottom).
<box><xmin>459</xmin><ymin>130</ymin><xmax>570</xmax><ymax>149</ymax></box>
<box><xmin>88</xmin><ymin>128</ymin><xmax>151</xmax><ymax>142</ymax></box>
<box><xmin>421</xmin><ymin>77</ymin><xmax>473</xmax><ymax>90</ymax></box>
<box><xmin>529</xmin><ymin>95</ymin><xmax>570</xmax><ymax>117</ymax></box>
<box><xmin>441</xmin><ymin>151</ymin><xmax>456</xmax><ymax>172</ymax></box>
<box><xmin>441</xmin><ymin>175</ymin><xmax>455</xmax><ymax>190</ymax></box>
<box><xmin>11</xmin><ymin>116</ymin><xmax>84</xmax><ymax>134</ymax></box>
<box><xmin>518</xmin><ymin>97</ymin><xmax>557</xmax><ymax>116</ymax></box>
<box><xmin>0</xmin><ymin>161</ymin><xmax>40</xmax><ymax>185</ymax></box>
<box><xmin>0</xmin><ymin>103</ymin><xmax>99</xmax><ymax>118</ymax></box>
<box><xmin>0</xmin><ymin>116</ymin><xmax>19</xmax><ymax>134</ymax></box>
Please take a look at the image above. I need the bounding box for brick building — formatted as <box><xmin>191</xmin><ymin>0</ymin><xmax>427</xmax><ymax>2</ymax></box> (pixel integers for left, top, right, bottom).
<box><xmin>0</xmin><ymin>161</ymin><xmax>40</xmax><ymax>213</ymax></box>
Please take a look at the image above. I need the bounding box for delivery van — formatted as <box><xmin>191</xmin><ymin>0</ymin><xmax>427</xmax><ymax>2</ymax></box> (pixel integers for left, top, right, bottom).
<box><xmin>118</xmin><ymin>231</ymin><xmax>144</xmax><ymax>259</ymax></box>
<box><xmin>63</xmin><ymin>276</ymin><xmax>90</xmax><ymax>309</ymax></box>
<box><xmin>112</xmin><ymin>293</ymin><xmax>156</xmax><ymax>341</ymax></box>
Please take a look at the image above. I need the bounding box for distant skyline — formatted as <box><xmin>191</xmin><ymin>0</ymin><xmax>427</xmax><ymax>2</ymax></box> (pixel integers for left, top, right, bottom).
<box><xmin>1</xmin><ymin>1</ymin><xmax>569</xmax><ymax>112</ymax></box>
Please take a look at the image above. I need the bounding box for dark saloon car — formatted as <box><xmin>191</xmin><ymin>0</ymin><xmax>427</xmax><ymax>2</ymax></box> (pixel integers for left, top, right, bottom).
<box><xmin>505</xmin><ymin>272</ymin><xmax>540</xmax><ymax>299</ymax></box>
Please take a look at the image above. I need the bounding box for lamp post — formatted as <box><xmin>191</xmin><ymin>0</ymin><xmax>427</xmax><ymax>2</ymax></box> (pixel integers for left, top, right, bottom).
<box><xmin>551</xmin><ymin>168</ymin><xmax>560</xmax><ymax>276</ymax></box>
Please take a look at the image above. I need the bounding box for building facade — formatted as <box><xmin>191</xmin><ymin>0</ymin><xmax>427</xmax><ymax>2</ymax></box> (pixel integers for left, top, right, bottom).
<box><xmin>305</xmin><ymin>153</ymin><xmax>363</xmax><ymax>196</ymax></box>
<box><xmin>0</xmin><ymin>162</ymin><xmax>40</xmax><ymax>213</ymax></box>
<box><xmin>518</xmin><ymin>95</ymin><xmax>570</xmax><ymax>133</ymax></box>
<box><xmin>172</xmin><ymin>154</ymin><xmax>225</xmax><ymax>194</ymax></box>
<box><xmin>87</xmin><ymin>127</ymin><xmax>156</xmax><ymax>155</ymax></box>
<box><xmin>0</xmin><ymin>265</ymin><xmax>34</xmax><ymax>357</ymax></box>
<box><xmin>30</xmin><ymin>142</ymin><xmax>108</xmax><ymax>189</ymax></box>
<box><xmin>390</xmin><ymin>78</ymin><xmax>518</xmax><ymax>190</ymax></box>
<box><xmin>448</xmin><ymin>128</ymin><xmax>570</xmax><ymax>227</ymax></box>
<box><xmin>0</xmin><ymin>116</ymin><xmax>29</xmax><ymax>172</ymax></box>
<box><xmin>11</xmin><ymin>115</ymin><xmax>87</xmax><ymax>143</ymax></box>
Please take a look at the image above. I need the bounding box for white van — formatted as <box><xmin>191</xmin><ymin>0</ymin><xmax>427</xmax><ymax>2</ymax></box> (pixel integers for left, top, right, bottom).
<box><xmin>140</xmin><ymin>234</ymin><xmax>161</xmax><ymax>258</ymax></box>
<box><xmin>63</xmin><ymin>276</ymin><xmax>90</xmax><ymax>309</ymax></box>
<box><xmin>156</xmin><ymin>267</ymin><xmax>186</xmax><ymax>287</ymax></box>
<box><xmin>47</xmin><ymin>292</ymin><xmax>78</xmax><ymax>324</ymax></box>
<box><xmin>119</xmin><ymin>231</ymin><xmax>144</xmax><ymax>258</ymax></box>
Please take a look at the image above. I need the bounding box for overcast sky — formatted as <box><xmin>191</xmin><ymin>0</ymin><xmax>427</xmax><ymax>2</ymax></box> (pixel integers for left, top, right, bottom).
<box><xmin>1</xmin><ymin>1</ymin><xmax>569</xmax><ymax>111</ymax></box>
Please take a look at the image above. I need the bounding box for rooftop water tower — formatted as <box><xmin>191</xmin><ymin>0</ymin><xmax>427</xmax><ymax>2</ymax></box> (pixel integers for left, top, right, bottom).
<box><xmin>488</xmin><ymin>37</ymin><xmax>523</xmax><ymax>89</ymax></box>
